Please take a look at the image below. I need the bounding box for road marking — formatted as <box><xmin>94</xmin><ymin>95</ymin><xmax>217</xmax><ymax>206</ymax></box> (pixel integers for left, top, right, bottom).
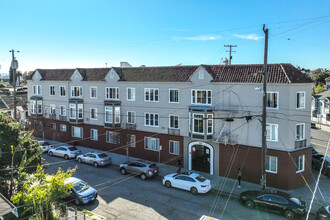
<box><xmin>311</xmin><ymin>141</ymin><xmax>327</xmax><ymax>148</ymax></box>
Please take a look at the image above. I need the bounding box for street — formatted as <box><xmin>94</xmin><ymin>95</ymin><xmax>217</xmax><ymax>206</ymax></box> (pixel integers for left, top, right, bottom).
<box><xmin>311</xmin><ymin>128</ymin><xmax>330</xmax><ymax>156</ymax></box>
<box><xmin>43</xmin><ymin>154</ymin><xmax>289</xmax><ymax>220</ymax></box>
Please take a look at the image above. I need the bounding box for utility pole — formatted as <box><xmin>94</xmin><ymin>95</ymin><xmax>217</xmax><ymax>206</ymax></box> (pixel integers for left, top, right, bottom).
<box><xmin>224</xmin><ymin>45</ymin><xmax>237</xmax><ymax>65</ymax></box>
<box><xmin>261</xmin><ymin>25</ymin><xmax>268</xmax><ymax>190</ymax></box>
<box><xmin>9</xmin><ymin>50</ymin><xmax>19</xmax><ymax>121</ymax></box>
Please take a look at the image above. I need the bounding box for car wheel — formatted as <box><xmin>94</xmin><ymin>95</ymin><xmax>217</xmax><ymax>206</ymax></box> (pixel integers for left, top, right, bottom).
<box><xmin>140</xmin><ymin>173</ymin><xmax>147</xmax><ymax>181</ymax></box>
<box><xmin>190</xmin><ymin>187</ymin><xmax>198</xmax><ymax>195</ymax></box>
<box><xmin>284</xmin><ymin>210</ymin><xmax>295</xmax><ymax>219</ymax></box>
<box><xmin>64</xmin><ymin>154</ymin><xmax>69</xmax><ymax>160</ymax></box>
<box><xmin>165</xmin><ymin>181</ymin><xmax>171</xmax><ymax>188</ymax></box>
<box><xmin>74</xmin><ymin>199</ymin><xmax>80</xmax><ymax>206</ymax></box>
<box><xmin>120</xmin><ymin>168</ymin><xmax>127</xmax><ymax>175</ymax></box>
<box><xmin>93</xmin><ymin>162</ymin><xmax>98</xmax><ymax>168</ymax></box>
<box><xmin>49</xmin><ymin>151</ymin><xmax>53</xmax><ymax>156</ymax></box>
<box><xmin>78</xmin><ymin>158</ymin><xmax>82</xmax><ymax>163</ymax></box>
<box><xmin>245</xmin><ymin>200</ymin><xmax>255</xmax><ymax>209</ymax></box>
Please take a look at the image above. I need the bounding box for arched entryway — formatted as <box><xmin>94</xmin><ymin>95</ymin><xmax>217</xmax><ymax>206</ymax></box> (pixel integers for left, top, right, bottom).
<box><xmin>188</xmin><ymin>142</ymin><xmax>213</xmax><ymax>175</ymax></box>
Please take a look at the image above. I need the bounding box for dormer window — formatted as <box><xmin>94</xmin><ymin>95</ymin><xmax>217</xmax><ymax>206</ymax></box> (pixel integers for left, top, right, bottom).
<box><xmin>71</xmin><ymin>86</ymin><xmax>82</xmax><ymax>97</ymax></box>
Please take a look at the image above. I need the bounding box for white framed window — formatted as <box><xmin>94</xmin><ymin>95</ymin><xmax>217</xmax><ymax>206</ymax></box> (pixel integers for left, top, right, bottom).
<box><xmin>145</xmin><ymin>113</ymin><xmax>159</xmax><ymax>127</ymax></box>
<box><xmin>114</xmin><ymin>106</ymin><xmax>120</xmax><ymax>123</ymax></box>
<box><xmin>69</xmin><ymin>104</ymin><xmax>76</xmax><ymax>119</ymax></box>
<box><xmin>127</xmin><ymin>88</ymin><xmax>135</xmax><ymax>101</ymax></box>
<box><xmin>266</xmin><ymin>155</ymin><xmax>277</xmax><ymax>173</ymax></box>
<box><xmin>37</xmin><ymin>101</ymin><xmax>42</xmax><ymax>114</ymax></box>
<box><xmin>90</xmin><ymin>129</ymin><xmax>98</xmax><ymax>141</ymax></box>
<box><xmin>297</xmin><ymin>92</ymin><xmax>305</xmax><ymax>109</ymax></box>
<box><xmin>267</xmin><ymin>92</ymin><xmax>278</xmax><ymax>109</ymax></box>
<box><xmin>191</xmin><ymin>89</ymin><xmax>212</xmax><ymax>105</ymax></box>
<box><xmin>105</xmin><ymin>106</ymin><xmax>113</xmax><ymax>123</ymax></box>
<box><xmin>50</xmin><ymin>123</ymin><xmax>56</xmax><ymax>130</ymax></box>
<box><xmin>169</xmin><ymin>115</ymin><xmax>179</xmax><ymax>129</ymax></box>
<box><xmin>193</xmin><ymin>113</ymin><xmax>204</xmax><ymax>134</ymax></box>
<box><xmin>145</xmin><ymin>88</ymin><xmax>159</xmax><ymax>102</ymax></box>
<box><xmin>60</xmin><ymin>86</ymin><xmax>66</xmax><ymax>97</ymax></box>
<box><xmin>49</xmin><ymin>86</ymin><xmax>55</xmax><ymax>96</ymax></box>
<box><xmin>60</xmin><ymin>105</ymin><xmax>66</xmax><ymax>116</ymax></box>
<box><xmin>144</xmin><ymin>137</ymin><xmax>160</xmax><ymax>151</ymax></box>
<box><xmin>127</xmin><ymin>111</ymin><xmax>136</xmax><ymax>124</ymax></box>
<box><xmin>127</xmin><ymin>134</ymin><xmax>136</xmax><ymax>147</ymax></box>
<box><xmin>169</xmin><ymin>140</ymin><xmax>179</xmax><ymax>155</ymax></box>
<box><xmin>106</xmin><ymin>131</ymin><xmax>120</xmax><ymax>144</ymax></box>
<box><xmin>90</xmin><ymin>87</ymin><xmax>97</xmax><ymax>99</ymax></box>
<box><xmin>72</xmin><ymin>126</ymin><xmax>83</xmax><ymax>138</ymax></box>
<box><xmin>60</xmin><ymin>124</ymin><xmax>67</xmax><ymax>132</ymax></box>
<box><xmin>106</xmin><ymin>87</ymin><xmax>119</xmax><ymax>100</ymax></box>
<box><xmin>169</xmin><ymin>89</ymin><xmax>179</xmax><ymax>103</ymax></box>
<box><xmin>50</xmin><ymin>104</ymin><xmax>56</xmax><ymax>115</ymax></box>
<box><xmin>31</xmin><ymin>101</ymin><xmax>36</xmax><ymax>114</ymax></box>
<box><xmin>296</xmin><ymin>155</ymin><xmax>305</xmax><ymax>173</ymax></box>
<box><xmin>33</xmin><ymin>85</ymin><xmax>41</xmax><ymax>95</ymax></box>
<box><xmin>188</xmin><ymin>112</ymin><xmax>191</xmax><ymax>132</ymax></box>
<box><xmin>71</xmin><ymin>86</ymin><xmax>82</xmax><ymax>97</ymax></box>
<box><xmin>78</xmin><ymin>104</ymin><xmax>83</xmax><ymax>119</ymax></box>
<box><xmin>296</xmin><ymin>123</ymin><xmax>305</xmax><ymax>140</ymax></box>
<box><xmin>266</xmin><ymin>123</ymin><xmax>278</xmax><ymax>142</ymax></box>
<box><xmin>90</xmin><ymin>108</ymin><xmax>97</xmax><ymax>120</ymax></box>
<box><xmin>207</xmin><ymin>114</ymin><xmax>213</xmax><ymax>134</ymax></box>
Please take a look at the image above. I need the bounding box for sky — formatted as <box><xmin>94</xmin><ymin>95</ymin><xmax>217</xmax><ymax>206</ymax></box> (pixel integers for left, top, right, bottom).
<box><xmin>0</xmin><ymin>0</ymin><xmax>329</xmax><ymax>73</ymax></box>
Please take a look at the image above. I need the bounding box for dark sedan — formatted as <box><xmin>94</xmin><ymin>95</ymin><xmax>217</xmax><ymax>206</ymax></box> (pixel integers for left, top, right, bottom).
<box><xmin>239</xmin><ymin>190</ymin><xmax>306</xmax><ymax>219</ymax></box>
<box><xmin>312</xmin><ymin>155</ymin><xmax>330</xmax><ymax>177</ymax></box>
<box><xmin>316</xmin><ymin>205</ymin><xmax>330</xmax><ymax>220</ymax></box>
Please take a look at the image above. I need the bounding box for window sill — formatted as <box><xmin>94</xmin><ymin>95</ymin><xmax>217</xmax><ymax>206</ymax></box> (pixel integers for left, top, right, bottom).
<box><xmin>266</xmin><ymin>170</ymin><xmax>277</xmax><ymax>174</ymax></box>
<box><xmin>296</xmin><ymin>170</ymin><xmax>304</xmax><ymax>173</ymax></box>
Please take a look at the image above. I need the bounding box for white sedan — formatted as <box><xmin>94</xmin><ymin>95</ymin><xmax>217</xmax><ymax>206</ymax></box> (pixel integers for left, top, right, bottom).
<box><xmin>38</xmin><ymin>140</ymin><xmax>54</xmax><ymax>152</ymax></box>
<box><xmin>162</xmin><ymin>172</ymin><xmax>211</xmax><ymax>195</ymax></box>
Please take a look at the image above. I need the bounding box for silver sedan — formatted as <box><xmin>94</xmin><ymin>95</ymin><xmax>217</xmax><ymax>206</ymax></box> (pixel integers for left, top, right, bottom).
<box><xmin>48</xmin><ymin>145</ymin><xmax>82</xmax><ymax>159</ymax></box>
<box><xmin>76</xmin><ymin>152</ymin><xmax>112</xmax><ymax>167</ymax></box>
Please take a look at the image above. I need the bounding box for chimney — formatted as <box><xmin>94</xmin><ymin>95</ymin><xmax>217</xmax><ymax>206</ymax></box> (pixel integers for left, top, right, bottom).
<box><xmin>120</xmin><ymin>62</ymin><xmax>132</xmax><ymax>68</ymax></box>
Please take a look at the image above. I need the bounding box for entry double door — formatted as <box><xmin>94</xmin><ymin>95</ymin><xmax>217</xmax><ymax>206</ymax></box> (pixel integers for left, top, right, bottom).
<box><xmin>191</xmin><ymin>145</ymin><xmax>210</xmax><ymax>173</ymax></box>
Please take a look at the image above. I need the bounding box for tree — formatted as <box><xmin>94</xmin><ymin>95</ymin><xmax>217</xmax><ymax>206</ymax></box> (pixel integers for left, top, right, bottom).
<box><xmin>11</xmin><ymin>166</ymin><xmax>76</xmax><ymax>220</ymax></box>
<box><xmin>0</xmin><ymin>111</ymin><xmax>42</xmax><ymax>199</ymax></box>
<box><xmin>311</xmin><ymin>68</ymin><xmax>330</xmax><ymax>86</ymax></box>
<box><xmin>314</xmin><ymin>84</ymin><xmax>326</xmax><ymax>94</ymax></box>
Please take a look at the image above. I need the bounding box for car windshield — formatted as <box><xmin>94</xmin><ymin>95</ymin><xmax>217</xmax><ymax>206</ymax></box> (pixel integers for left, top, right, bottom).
<box><xmin>42</xmin><ymin>142</ymin><xmax>50</xmax><ymax>145</ymax></box>
<box><xmin>149</xmin><ymin>163</ymin><xmax>157</xmax><ymax>168</ymax></box>
<box><xmin>195</xmin><ymin>176</ymin><xmax>207</xmax><ymax>182</ymax></box>
<box><xmin>290</xmin><ymin>197</ymin><xmax>303</xmax><ymax>206</ymax></box>
<box><xmin>98</xmin><ymin>153</ymin><xmax>108</xmax><ymax>158</ymax></box>
<box><xmin>69</xmin><ymin>147</ymin><xmax>78</xmax><ymax>151</ymax></box>
<box><xmin>325</xmin><ymin>206</ymin><xmax>330</xmax><ymax>214</ymax></box>
<box><xmin>72</xmin><ymin>181</ymin><xmax>89</xmax><ymax>193</ymax></box>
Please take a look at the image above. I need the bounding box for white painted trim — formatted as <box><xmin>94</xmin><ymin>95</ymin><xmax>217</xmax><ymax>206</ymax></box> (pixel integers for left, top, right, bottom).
<box><xmin>188</xmin><ymin>141</ymin><xmax>214</xmax><ymax>175</ymax></box>
<box><xmin>126</xmin><ymin>87</ymin><xmax>135</xmax><ymax>101</ymax></box>
<box><xmin>169</xmin><ymin>140</ymin><xmax>180</xmax><ymax>155</ymax></box>
<box><xmin>127</xmin><ymin>111</ymin><xmax>136</xmax><ymax>124</ymax></box>
<box><xmin>49</xmin><ymin>85</ymin><xmax>55</xmax><ymax>96</ymax></box>
<box><xmin>59</xmin><ymin>86</ymin><xmax>66</xmax><ymax>97</ymax></box>
<box><xmin>169</xmin><ymin>114</ymin><xmax>179</xmax><ymax>129</ymax></box>
<box><xmin>265</xmin><ymin>155</ymin><xmax>278</xmax><ymax>174</ymax></box>
<box><xmin>266</xmin><ymin>91</ymin><xmax>279</xmax><ymax>110</ymax></box>
<box><xmin>169</xmin><ymin>88</ymin><xmax>179</xmax><ymax>103</ymax></box>
<box><xmin>90</xmin><ymin>86</ymin><xmax>97</xmax><ymax>99</ymax></box>
<box><xmin>105</xmin><ymin>87</ymin><xmax>119</xmax><ymax>100</ymax></box>
<box><xmin>191</xmin><ymin>89</ymin><xmax>212</xmax><ymax>105</ymax></box>
<box><xmin>296</xmin><ymin>155</ymin><xmax>305</xmax><ymax>173</ymax></box>
<box><xmin>296</xmin><ymin>91</ymin><xmax>306</xmax><ymax>109</ymax></box>
<box><xmin>144</xmin><ymin>88</ymin><xmax>159</xmax><ymax>102</ymax></box>
<box><xmin>90</xmin><ymin>108</ymin><xmax>98</xmax><ymax>120</ymax></box>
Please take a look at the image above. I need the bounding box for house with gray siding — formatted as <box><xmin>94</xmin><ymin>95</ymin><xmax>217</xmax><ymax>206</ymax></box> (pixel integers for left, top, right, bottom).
<box><xmin>27</xmin><ymin>63</ymin><xmax>313</xmax><ymax>190</ymax></box>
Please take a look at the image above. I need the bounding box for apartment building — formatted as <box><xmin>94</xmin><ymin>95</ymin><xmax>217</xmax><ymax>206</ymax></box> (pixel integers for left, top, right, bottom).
<box><xmin>27</xmin><ymin>63</ymin><xmax>313</xmax><ymax>190</ymax></box>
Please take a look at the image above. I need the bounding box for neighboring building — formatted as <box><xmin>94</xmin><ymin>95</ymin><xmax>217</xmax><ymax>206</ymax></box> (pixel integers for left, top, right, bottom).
<box><xmin>0</xmin><ymin>93</ymin><xmax>28</xmax><ymax>125</ymax></box>
<box><xmin>325</xmin><ymin>76</ymin><xmax>330</xmax><ymax>90</ymax></box>
<box><xmin>312</xmin><ymin>90</ymin><xmax>330</xmax><ymax>125</ymax></box>
<box><xmin>27</xmin><ymin>63</ymin><xmax>313</xmax><ymax>190</ymax></box>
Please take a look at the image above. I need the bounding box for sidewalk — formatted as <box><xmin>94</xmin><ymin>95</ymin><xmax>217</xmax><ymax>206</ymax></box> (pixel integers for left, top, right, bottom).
<box><xmin>39</xmin><ymin>138</ymin><xmax>329</xmax><ymax>216</ymax></box>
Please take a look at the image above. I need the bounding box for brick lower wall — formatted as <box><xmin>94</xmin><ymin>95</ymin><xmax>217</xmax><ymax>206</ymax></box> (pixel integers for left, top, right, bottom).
<box><xmin>219</xmin><ymin>144</ymin><xmax>312</xmax><ymax>190</ymax></box>
<box><xmin>29</xmin><ymin>118</ymin><xmax>183</xmax><ymax>166</ymax></box>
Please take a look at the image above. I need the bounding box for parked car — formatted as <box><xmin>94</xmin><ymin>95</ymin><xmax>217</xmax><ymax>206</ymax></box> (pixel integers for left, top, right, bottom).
<box><xmin>315</xmin><ymin>205</ymin><xmax>330</xmax><ymax>220</ymax></box>
<box><xmin>48</xmin><ymin>145</ymin><xmax>82</xmax><ymax>159</ymax></box>
<box><xmin>311</xmin><ymin>146</ymin><xmax>320</xmax><ymax>156</ymax></box>
<box><xmin>76</xmin><ymin>152</ymin><xmax>112</xmax><ymax>167</ymax></box>
<box><xmin>38</xmin><ymin>140</ymin><xmax>54</xmax><ymax>152</ymax></box>
<box><xmin>312</xmin><ymin>155</ymin><xmax>330</xmax><ymax>177</ymax></box>
<box><xmin>162</xmin><ymin>172</ymin><xmax>211</xmax><ymax>195</ymax></box>
<box><xmin>119</xmin><ymin>160</ymin><xmax>159</xmax><ymax>180</ymax></box>
<box><xmin>239</xmin><ymin>190</ymin><xmax>306</xmax><ymax>219</ymax></box>
<box><xmin>64</xmin><ymin>177</ymin><xmax>97</xmax><ymax>205</ymax></box>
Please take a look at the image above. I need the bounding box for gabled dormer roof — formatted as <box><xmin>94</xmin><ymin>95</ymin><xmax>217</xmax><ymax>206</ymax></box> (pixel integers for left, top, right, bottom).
<box><xmin>27</xmin><ymin>63</ymin><xmax>313</xmax><ymax>84</ymax></box>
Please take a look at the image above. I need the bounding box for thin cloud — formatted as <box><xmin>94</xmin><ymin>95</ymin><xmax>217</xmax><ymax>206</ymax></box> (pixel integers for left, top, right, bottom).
<box><xmin>233</xmin><ymin>33</ymin><xmax>263</xmax><ymax>41</ymax></box>
<box><xmin>177</xmin><ymin>35</ymin><xmax>222</xmax><ymax>41</ymax></box>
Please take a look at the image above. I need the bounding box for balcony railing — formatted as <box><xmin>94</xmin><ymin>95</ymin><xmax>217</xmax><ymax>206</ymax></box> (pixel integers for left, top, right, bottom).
<box><xmin>49</xmin><ymin>114</ymin><xmax>56</xmax><ymax>120</ymax></box>
<box><xmin>59</xmin><ymin>115</ymin><xmax>67</xmax><ymax>121</ymax></box>
<box><xmin>214</xmin><ymin>135</ymin><xmax>238</xmax><ymax>145</ymax></box>
<box><xmin>126</xmin><ymin>123</ymin><xmax>136</xmax><ymax>130</ymax></box>
<box><xmin>295</xmin><ymin>139</ymin><xmax>307</xmax><ymax>149</ymax></box>
<box><xmin>168</xmin><ymin>128</ymin><xmax>180</xmax><ymax>136</ymax></box>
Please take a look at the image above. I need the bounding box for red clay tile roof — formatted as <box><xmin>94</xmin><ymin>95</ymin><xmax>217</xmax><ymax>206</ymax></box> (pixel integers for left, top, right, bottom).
<box><xmin>28</xmin><ymin>63</ymin><xmax>313</xmax><ymax>84</ymax></box>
